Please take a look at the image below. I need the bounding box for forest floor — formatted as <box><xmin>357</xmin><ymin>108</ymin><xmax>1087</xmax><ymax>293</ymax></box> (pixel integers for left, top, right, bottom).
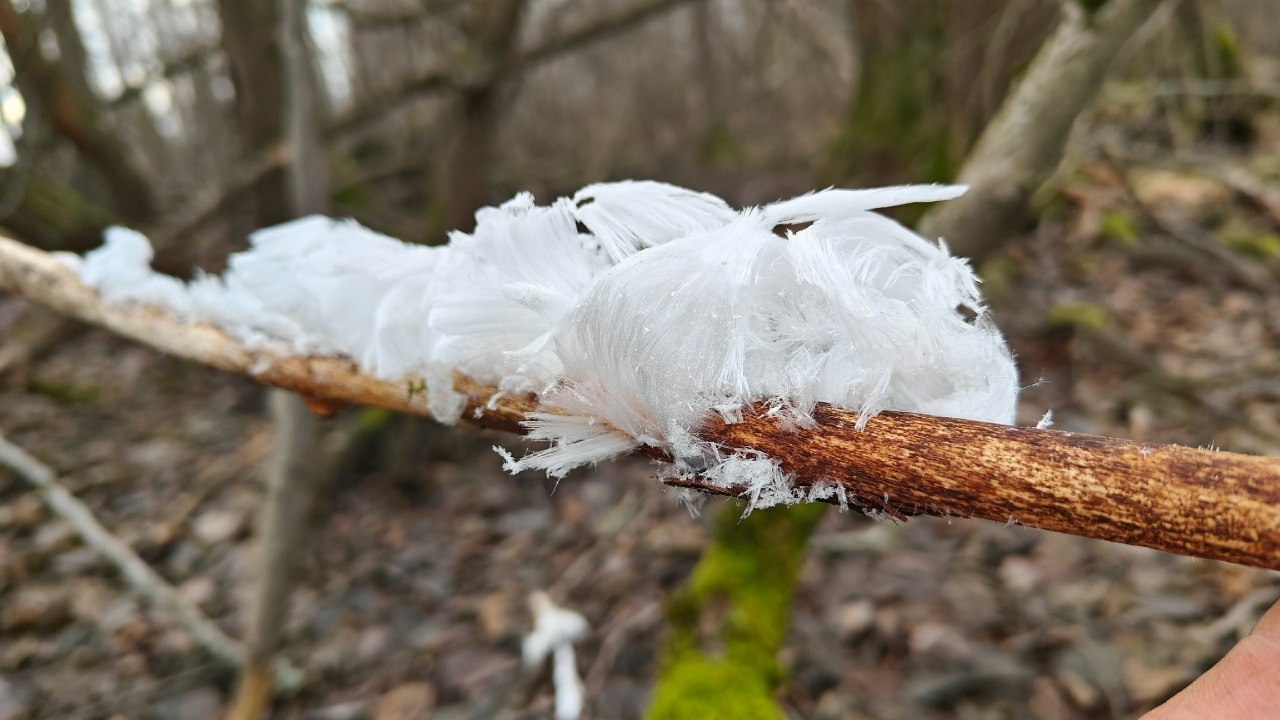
<box><xmin>1</xmin><ymin>120</ymin><xmax>1279</xmax><ymax>720</ymax></box>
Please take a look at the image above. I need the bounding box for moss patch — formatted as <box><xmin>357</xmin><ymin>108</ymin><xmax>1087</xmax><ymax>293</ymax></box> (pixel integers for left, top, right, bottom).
<box><xmin>27</xmin><ymin>376</ymin><xmax>100</xmax><ymax>405</ymax></box>
<box><xmin>1222</xmin><ymin>232</ymin><xmax>1280</xmax><ymax>259</ymax></box>
<box><xmin>647</xmin><ymin>655</ymin><xmax>785</xmax><ymax>720</ymax></box>
<box><xmin>646</xmin><ymin>503</ymin><xmax>826</xmax><ymax>720</ymax></box>
<box><xmin>1045</xmin><ymin>302</ymin><xmax>1109</xmax><ymax>331</ymax></box>
<box><xmin>1099</xmin><ymin>209</ymin><xmax>1139</xmax><ymax>246</ymax></box>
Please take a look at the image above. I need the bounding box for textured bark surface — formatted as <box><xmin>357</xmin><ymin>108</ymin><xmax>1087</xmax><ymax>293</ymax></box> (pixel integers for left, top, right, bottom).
<box><xmin>2</xmin><ymin>234</ymin><xmax>1278</xmax><ymax>571</ymax></box>
<box><xmin>680</xmin><ymin>405</ymin><xmax>1280</xmax><ymax>571</ymax></box>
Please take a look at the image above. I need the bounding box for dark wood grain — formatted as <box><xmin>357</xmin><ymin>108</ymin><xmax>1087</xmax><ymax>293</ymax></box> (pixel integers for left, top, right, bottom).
<box><xmin>674</xmin><ymin>404</ymin><xmax>1280</xmax><ymax>571</ymax></box>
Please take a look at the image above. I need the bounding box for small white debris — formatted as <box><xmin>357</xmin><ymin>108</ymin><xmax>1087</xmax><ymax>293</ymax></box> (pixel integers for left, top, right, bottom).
<box><xmin>1035</xmin><ymin>409</ymin><xmax>1054</xmax><ymax>430</ymax></box>
<box><xmin>523</xmin><ymin>592</ymin><xmax>589</xmax><ymax>720</ymax></box>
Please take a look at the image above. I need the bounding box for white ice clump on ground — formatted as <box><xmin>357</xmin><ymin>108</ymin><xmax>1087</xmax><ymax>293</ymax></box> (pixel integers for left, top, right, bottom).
<box><xmin>76</xmin><ymin>180</ymin><xmax>1018</xmax><ymax>510</ymax></box>
<box><xmin>523</xmin><ymin>592</ymin><xmax>589</xmax><ymax>720</ymax></box>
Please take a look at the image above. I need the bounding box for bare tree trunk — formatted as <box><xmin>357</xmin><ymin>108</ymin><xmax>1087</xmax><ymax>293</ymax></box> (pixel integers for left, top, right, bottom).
<box><xmin>282</xmin><ymin>0</ymin><xmax>330</xmax><ymax>217</ymax></box>
<box><xmin>229</xmin><ymin>391</ymin><xmax>321</xmax><ymax>719</ymax></box>
<box><xmin>44</xmin><ymin>0</ymin><xmax>93</xmax><ymax>100</ymax></box>
<box><xmin>0</xmin><ymin>0</ymin><xmax>155</xmax><ymax>220</ymax></box>
<box><xmin>918</xmin><ymin>0</ymin><xmax>1165</xmax><ymax>260</ymax></box>
<box><xmin>215</xmin><ymin>0</ymin><xmax>290</xmax><ymax>231</ymax></box>
<box><xmin>436</xmin><ymin>0</ymin><xmax>525</xmax><ymax>234</ymax></box>
<box><xmin>218</xmin><ymin>0</ymin><xmax>332</xmax><ymax>716</ymax></box>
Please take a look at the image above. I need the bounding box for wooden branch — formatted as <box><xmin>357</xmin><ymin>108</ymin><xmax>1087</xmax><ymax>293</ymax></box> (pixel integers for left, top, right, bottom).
<box><xmin>918</xmin><ymin>0</ymin><xmax>1165</xmax><ymax>260</ymax></box>
<box><xmin>676</xmin><ymin>406</ymin><xmax>1280</xmax><ymax>571</ymax></box>
<box><xmin>1</xmin><ymin>234</ymin><xmax>1278</xmax><ymax>571</ymax></box>
<box><xmin>0</xmin><ymin>233</ymin><xmax>532</xmax><ymax>428</ymax></box>
<box><xmin>0</xmin><ymin>432</ymin><xmax>303</xmax><ymax>689</ymax></box>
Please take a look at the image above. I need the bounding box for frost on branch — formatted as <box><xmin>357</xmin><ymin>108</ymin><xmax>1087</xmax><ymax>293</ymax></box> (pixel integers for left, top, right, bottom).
<box><xmin>71</xmin><ymin>181</ymin><xmax>1018</xmax><ymax>511</ymax></box>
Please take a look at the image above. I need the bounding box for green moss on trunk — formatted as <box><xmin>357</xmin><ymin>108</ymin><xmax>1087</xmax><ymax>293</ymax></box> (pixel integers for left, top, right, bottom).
<box><xmin>646</xmin><ymin>503</ymin><xmax>826</xmax><ymax>720</ymax></box>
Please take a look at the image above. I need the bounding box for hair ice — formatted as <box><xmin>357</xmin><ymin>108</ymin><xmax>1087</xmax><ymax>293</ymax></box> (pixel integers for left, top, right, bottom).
<box><xmin>76</xmin><ymin>180</ymin><xmax>1018</xmax><ymax>510</ymax></box>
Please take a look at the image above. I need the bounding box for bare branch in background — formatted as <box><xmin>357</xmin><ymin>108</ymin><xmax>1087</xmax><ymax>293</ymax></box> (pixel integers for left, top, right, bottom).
<box><xmin>516</xmin><ymin>0</ymin><xmax>698</xmax><ymax>69</ymax></box>
<box><xmin>325</xmin><ymin>68</ymin><xmax>454</xmax><ymax>139</ymax></box>
<box><xmin>314</xmin><ymin>0</ymin><xmax>465</xmax><ymax>31</ymax></box>
<box><xmin>0</xmin><ymin>432</ymin><xmax>303</xmax><ymax>690</ymax></box>
<box><xmin>0</xmin><ymin>0</ymin><xmax>155</xmax><ymax>219</ymax></box>
<box><xmin>150</xmin><ymin>141</ymin><xmax>291</xmax><ymax>266</ymax></box>
<box><xmin>1</xmin><ymin>234</ymin><xmax>1277</xmax><ymax>571</ymax></box>
<box><xmin>328</xmin><ymin>0</ymin><xmax>701</xmax><ymax>140</ymax></box>
<box><xmin>918</xmin><ymin>0</ymin><xmax>1166</xmax><ymax>260</ymax></box>
<box><xmin>108</xmin><ymin>46</ymin><xmax>221</xmax><ymax>110</ymax></box>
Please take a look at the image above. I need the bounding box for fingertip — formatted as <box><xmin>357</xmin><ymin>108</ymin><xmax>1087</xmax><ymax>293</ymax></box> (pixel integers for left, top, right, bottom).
<box><xmin>1252</xmin><ymin>595</ymin><xmax>1280</xmax><ymax>639</ymax></box>
<box><xmin>1142</xmin><ymin>596</ymin><xmax>1280</xmax><ymax>720</ymax></box>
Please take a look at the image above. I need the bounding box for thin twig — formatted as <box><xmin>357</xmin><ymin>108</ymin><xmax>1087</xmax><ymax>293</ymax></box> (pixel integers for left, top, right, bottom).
<box><xmin>328</xmin><ymin>0</ymin><xmax>700</xmax><ymax>138</ymax></box>
<box><xmin>0</xmin><ymin>431</ymin><xmax>304</xmax><ymax>690</ymax></box>
<box><xmin>0</xmin><ymin>234</ymin><xmax>1278</xmax><ymax>570</ymax></box>
<box><xmin>152</xmin><ymin>141</ymin><xmax>291</xmax><ymax>251</ymax></box>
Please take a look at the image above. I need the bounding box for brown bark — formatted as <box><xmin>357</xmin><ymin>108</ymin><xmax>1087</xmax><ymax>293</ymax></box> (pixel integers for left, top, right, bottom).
<box><xmin>676</xmin><ymin>405</ymin><xmax>1280</xmax><ymax>571</ymax></box>
<box><xmin>1</xmin><ymin>234</ymin><xmax>1277</xmax><ymax>572</ymax></box>
<box><xmin>918</xmin><ymin>0</ymin><xmax>1165</xmax><ymax>260</ymax></box>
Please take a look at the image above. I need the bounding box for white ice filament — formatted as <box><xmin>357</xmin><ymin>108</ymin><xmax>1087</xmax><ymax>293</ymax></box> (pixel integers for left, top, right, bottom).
<box><xmin>76</xmin><ymin>180</ymin><xmax>1018</xmax><ymax>510</ymax></box>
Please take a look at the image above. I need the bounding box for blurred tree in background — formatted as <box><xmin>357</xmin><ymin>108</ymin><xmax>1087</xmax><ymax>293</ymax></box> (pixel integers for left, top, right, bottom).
<box><xmin>0</xmin><ymin>0</ymin><xmax>1271</xmax><ymax>253</ymax></box>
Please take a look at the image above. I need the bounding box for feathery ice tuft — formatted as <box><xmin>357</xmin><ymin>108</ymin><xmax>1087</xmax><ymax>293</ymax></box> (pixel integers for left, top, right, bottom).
<box><xmin>71</xmin><ymin>181</ymin><xmax>1018</xmax><ymax>511</ymax></box>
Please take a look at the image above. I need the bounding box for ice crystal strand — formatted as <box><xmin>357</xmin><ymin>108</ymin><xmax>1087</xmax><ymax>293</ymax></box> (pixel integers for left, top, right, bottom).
<box><xmin>75</xmin><ymin>180</ymin><xmax>1018</xmax><ymax>510</ymax></box>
